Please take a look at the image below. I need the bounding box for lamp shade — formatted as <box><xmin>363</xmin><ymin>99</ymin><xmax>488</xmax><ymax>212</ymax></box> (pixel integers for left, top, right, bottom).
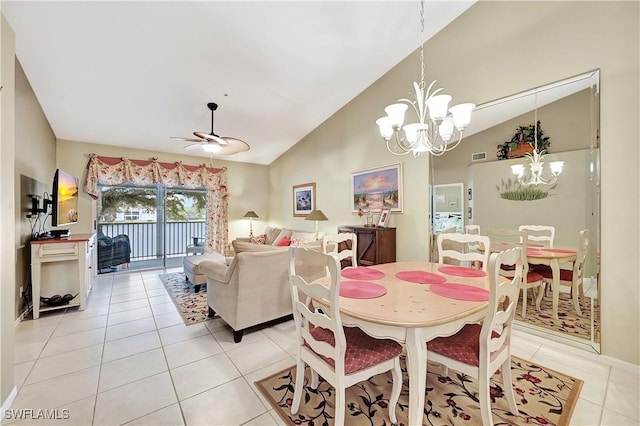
<box><xmin>305</xmin><ymin>209</ymin><xmax>328</xmax><ymax>221</ymax></box>
<box><xmin>243</xmin><ymin>210</ymin><xmax>259</xmax><ymax>219</ymax></box>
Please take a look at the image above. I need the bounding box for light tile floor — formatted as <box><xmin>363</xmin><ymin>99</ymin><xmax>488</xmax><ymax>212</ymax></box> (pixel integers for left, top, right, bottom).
<box><xmin>5</xmin><ymin>268</ymin><xmax>639</xmax><ymax>425</ymax></box>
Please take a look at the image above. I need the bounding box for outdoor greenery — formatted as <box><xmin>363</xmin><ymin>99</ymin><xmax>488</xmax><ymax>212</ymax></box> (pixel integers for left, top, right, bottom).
<box><xmin>497</xmin><ymin>120</ymin><xmax>551</xmax><ymax>160</ymax></box>
<box><xmin>496</xmin><ymin>178</ymin><xmax>557</xmax><ymax>201</ymax></box>
<box><xmin>98</xmin><ymin>186</ymin><xmax>206</xmax><ymax>222</ymax></box>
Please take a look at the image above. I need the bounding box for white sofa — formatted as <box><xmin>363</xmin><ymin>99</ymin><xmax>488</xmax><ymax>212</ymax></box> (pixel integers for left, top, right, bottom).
<box><xmin>199</xmin><ymin>227</ymin><xmax>324</xmax><ymax>342</ymax></box>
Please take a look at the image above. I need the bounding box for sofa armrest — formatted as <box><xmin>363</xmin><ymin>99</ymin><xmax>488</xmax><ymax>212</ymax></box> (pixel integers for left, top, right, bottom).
<box><xmin>200</xmin><ymin>258</ymin><xmax>237</xmax><ymax>284</ymax></box>
<box><xmin>235</xmin><ymin>237</ymin><xmax>251</xmax><ymax>242</ymax></box>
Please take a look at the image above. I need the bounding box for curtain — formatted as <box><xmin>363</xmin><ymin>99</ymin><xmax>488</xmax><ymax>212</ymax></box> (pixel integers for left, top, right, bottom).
<box><xmin>84</xmin><ymin>154</ymin><xmax>228</xmax><ymax>254</ymax></box>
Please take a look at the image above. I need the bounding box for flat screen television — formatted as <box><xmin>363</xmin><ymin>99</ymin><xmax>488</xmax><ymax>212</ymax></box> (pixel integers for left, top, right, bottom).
<box><xmin>51</xmin><ymin>169</ymin><xmax>79</xmax><ymax>227</ymax></box>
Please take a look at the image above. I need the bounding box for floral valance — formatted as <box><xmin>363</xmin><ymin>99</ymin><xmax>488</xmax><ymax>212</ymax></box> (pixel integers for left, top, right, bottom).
<box><xmin>83</xmin><ymin>154</ymin><xmax>228</xmax><ymax>254</ymax></box>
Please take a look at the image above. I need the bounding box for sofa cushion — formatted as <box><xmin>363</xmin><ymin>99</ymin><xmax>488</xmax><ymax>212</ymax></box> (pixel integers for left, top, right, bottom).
<box><xmin>291</xmin><ymin>231</ymin><xmax>322</xmax><ymax>243</ymax></box>
<box><xmin>232</xmin><ymin>240</ymin><xmax>286</xmax><ymax>254</ymax></box>
<box><xmin>275</xmin><ymin>236</ymin><xmax>292</xmax><ymax>247</ymax></box>
<box><xmin>264</xmin><ymin>226</ymin><xmax>282</xmax><ymax>245</ymax></box>
<box><xmin>272</xmin><ymin>229</ymin><xmax>293</xmax><ymax>245</ymax></box>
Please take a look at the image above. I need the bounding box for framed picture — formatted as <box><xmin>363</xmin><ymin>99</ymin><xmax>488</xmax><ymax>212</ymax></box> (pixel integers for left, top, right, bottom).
<box><xmin>377</xmin><ymin>208</ymin><xmax>391</xmax><ymax>227</ymax></box>
<box><xmin>352</xmin><ymin>163</ymin><xmax>403</xmax><ymax>213</ymax></box>
<box><xmin>468</xmin><ymin>188</ymin><xmax>472</xmax><ymax>201</ymax></box>
<box><xmin>293</xmin><ymin>182</ymin><xmax>316</xmax><ymax>217</ymax></box>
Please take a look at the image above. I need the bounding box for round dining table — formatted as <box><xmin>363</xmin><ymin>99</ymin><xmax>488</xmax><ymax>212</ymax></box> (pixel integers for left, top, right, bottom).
<box><xmin>315</xmin><ymin>261</ymin><xmax>494</xmax><ymax>426</ymax></box>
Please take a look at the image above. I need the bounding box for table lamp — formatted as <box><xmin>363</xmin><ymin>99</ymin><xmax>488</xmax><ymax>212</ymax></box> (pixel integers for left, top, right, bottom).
<box><xmin>243</xmin><ymin>210</ymin><xmax>259</xmax><ymax>238</ymax></box>
<box><xmin>305</xmin><ymin>209</ymin><xmax>328</xmax><ymax>239</ymax></box>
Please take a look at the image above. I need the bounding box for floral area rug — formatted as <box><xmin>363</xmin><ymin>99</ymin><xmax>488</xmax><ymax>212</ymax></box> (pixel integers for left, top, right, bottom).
<box><xmin>256</xmin><ymin>356</ymin><xmax>582</xmax><ymax>426</ymax></box>
<box><xmin>516</xmin><ymin>291</ymin><xmax>599</xmax><ymax>342</ymax></box>
<box><xmin>158</xmin><ymin>272</ymin><xmax>210</xmax><ymax>326</ymax></box>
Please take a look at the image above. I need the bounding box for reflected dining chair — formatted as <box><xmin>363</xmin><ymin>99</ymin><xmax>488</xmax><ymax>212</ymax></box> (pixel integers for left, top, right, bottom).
<box><xmin>437</xmin><ymin>232</ymin><xmax>491</xmax><ymax>271</ymax></box>
<box><xmin>487</xmin><ymin>228</ymin><xmax>545</xmax><ymax>318</ymax></box>
<box><xmin>427</xmin><ymin>247</ymin><xmax>523</xmax><ymax>426</ymax></box>
<box><xmin>288</xmin><ymin>247</ymin><xmax>402</xmax><ymax>425</ymax></box>
<box><xmin>322</xmin><ymin>232</ymin><xmax>357</xmax><ymax>267</ymax></box>
<box><xmin>537</xmin><ymin>229</ymin><xmax>589</xmax><ymax>316</ymax></box>
<box><xmin>518</xmin><ymin>224</ymin><xmax>555</xmax><ymax>248</ymax></box>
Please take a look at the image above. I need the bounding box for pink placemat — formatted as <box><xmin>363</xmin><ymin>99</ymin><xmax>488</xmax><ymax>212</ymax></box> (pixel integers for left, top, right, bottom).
<box><xmin>527</xmin><ymin>249</ymin><xmax>542</xmax><ymax>255</ymax></box>
<box><xmin>438</xmin><ymin>266</ymin><xmax>487</xmax><ymax>277</ymax></box>
<box><xmin>341</xmin><ymin>267</ymin><xmax>385</xmax><ymax>280</ymax></box>
<box><xmin>540</xmin><ymin>248</ymin><xmax>578</xmax><ymax>254</ymax></box>
<box><xmin>340</xmin><ymin>281</ymin><xmax>387</xmax><ymax>299</ymax></box>
<box><xmin>430</xmin><ymin>283</ymin><xmax>490</xmax><ymax>301</ymax></box>
<box><xmin>395</xmin><ymin>270</ymin><xmax>447</xmax><ymax>284</ymax></box>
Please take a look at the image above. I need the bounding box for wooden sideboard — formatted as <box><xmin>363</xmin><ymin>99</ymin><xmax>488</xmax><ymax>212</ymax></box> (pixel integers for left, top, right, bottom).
<box><xmin>337</xmin><ymin>226</ymin><xmax>396</xmax><ymax>266</ymax></box>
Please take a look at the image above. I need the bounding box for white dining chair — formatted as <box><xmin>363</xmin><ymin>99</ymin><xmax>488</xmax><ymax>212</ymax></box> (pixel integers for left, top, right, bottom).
<box><xmin>487</xmin><ymin>228</ymin><xmax>545</xmax><ymax>318</ymax></box>
<box><xmin>518</xmin><ymin>224</ymin><xmax>555</xmax><ymax>247</ymax></box>
<box><xmin>427</xmin><ymin>247</ymin><xmax>523</xmax><ymax>426</ymax></box>
<box><xmin>288</xmin><ymin>247</ymin><xmax>402</xmax><ymax>425</ymax></box>
<box><xmin>537</xmin><ymin>229</ymin><xmax>589</xmax><ymax>316</ymax></box>
<box><xmin>322</xmin><ymin>232</ymin><xmax>357</xmax><ymax>267</ymax></box>
<box><xmin>437</xmin><ymin>232</ymin><xmax>491</xmax><ymax>271</ymax></box>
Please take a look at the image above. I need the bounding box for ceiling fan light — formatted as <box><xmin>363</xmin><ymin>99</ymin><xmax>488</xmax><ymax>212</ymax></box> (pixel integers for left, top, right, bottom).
<box><xmin>202</xmin><ymin>143</ymin><xmax>222</xmax><ymax>153</ymax></box>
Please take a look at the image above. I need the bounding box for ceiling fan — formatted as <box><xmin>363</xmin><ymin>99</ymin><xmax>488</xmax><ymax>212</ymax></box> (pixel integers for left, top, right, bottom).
<box><xmin>171</xmin><ymin>102</ymin><xmax>250</xmax><ymax>155</ymax></box>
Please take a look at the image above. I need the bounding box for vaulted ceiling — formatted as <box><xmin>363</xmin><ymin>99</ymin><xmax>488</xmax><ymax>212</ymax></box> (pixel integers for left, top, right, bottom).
<box><xmin>3</xmin><ymin>1</ymin><xmax>475</xmax><ymax>165</ymax></box>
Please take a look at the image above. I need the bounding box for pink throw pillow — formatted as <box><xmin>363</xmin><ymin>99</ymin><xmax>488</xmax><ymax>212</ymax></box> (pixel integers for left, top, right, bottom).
<box><xmin>275</xmin><ymin>236</ymin><xmax>292</xmax><ymax>247</ymax></box>
<box><xmin>249</xmin><ymin>233</ymin><xmax>267</xmax><ymax>244</ymax></box>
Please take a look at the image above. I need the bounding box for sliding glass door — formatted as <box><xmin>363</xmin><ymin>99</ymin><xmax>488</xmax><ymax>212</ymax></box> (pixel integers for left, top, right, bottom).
<box><xmin>96</xmin><ymin>184</ymin><xmax>206</xmax><ymax>274</ymax></box>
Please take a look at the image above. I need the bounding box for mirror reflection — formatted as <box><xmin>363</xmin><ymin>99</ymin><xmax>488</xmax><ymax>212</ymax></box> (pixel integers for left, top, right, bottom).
<box><xmin>431</xmin><ymin>70</ymin><xmax>600</xmax><ymax>353</ymax></box>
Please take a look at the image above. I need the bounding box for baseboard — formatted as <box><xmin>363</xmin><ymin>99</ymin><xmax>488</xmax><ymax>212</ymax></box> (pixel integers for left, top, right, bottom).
<box><xmin>14</xmin><ymin>304</ymin><xmax>32</xmax><ymax>326</ymax></box>
<box><xmin>1</xmin><ymin>386</ymin><xmax>17</xmax><ymax>414</ymax></box>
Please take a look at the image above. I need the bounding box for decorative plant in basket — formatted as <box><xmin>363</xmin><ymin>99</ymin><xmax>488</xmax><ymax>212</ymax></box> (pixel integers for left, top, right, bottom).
<box><xmin>497</xmin><ymin>120</ymin><xmax>550</xmax><ymax>160</ymax></box>
<box><xmin>497</xmin><ymin>177</ymin><xmax>557</xmax><ymax>201</ymax></box>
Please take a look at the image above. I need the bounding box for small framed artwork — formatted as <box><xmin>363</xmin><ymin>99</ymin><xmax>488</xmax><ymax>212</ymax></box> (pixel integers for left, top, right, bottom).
<box><xmin>468</xmin><ymin>188</ymin><xmax>472</xmax><ymax>201</ymax></box>
<box><xmin>377</xmin><ymin>208</ymin><xmax>391</xmax><ymax>227</ymax></box>
<box><xmin>293</xmin><ymin>182</ymin><xmax>316</xmax><ymax>217</ymax></box>
<box><xmin>352</xmin><ymin>163</ymin><xmax>403</xmax><ymax>213</ymax></box>
<box><xmin>467</xmin><ymin>207</ymin><xmax>473</xmax><ymax>220</ymax></box>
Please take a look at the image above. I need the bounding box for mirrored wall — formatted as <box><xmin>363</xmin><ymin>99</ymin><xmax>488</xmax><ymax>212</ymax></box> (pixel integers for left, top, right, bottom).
<box><xmin>431</xmin><ymin>70</ymin><xmax>601</xmax><ymax>352</ymax></box>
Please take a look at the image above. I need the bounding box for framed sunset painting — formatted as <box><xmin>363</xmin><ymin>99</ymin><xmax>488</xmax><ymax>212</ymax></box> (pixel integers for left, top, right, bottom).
<box><xmin>351</xmin><ymin>163</ymin><xmax>403</xmax><ymax>213</ymax></box>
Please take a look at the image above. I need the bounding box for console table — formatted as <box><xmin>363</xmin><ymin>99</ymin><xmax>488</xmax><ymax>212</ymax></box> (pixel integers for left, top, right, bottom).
<box><xmin>30</xmin><ymin>233</ymin><xmax>96</xmax><ymax>319</ymax></box>
<box><xmin>337</xmin><ymin>226</ymin><xmax>396</xmax><ymax>266</ymax></box>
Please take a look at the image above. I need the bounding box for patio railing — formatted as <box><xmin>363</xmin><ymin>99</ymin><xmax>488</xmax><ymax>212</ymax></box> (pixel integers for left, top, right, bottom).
<box><xmin>98</xmin><ymin>221</ymin><xmax>206</xmax><ymax>261</ymax></box>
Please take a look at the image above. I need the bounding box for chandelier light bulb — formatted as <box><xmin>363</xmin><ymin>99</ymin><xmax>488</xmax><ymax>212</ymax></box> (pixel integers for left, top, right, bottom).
<box><xmin>202</xmin><ymin>143</ymin><xmax>222</xmax><ymax>153</ymax></box>
<box><xmin>549</xmin><ymin>161</ymin><xmax>565</xmax><ymax>176</ymax></box>
<box><xmin>426</xmin><ymin>94</ymin><xmax>451</xmax><ymax>123</ymax></box>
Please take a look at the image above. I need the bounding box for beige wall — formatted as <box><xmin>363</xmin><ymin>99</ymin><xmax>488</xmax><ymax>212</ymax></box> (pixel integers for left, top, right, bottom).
<box><xmin>1</xmin><ymin>12</ymin><xmax>17</xmax><ymax>407</ymax></box>
<box><xmin>55</xmin><ymin>140</ymin><xmax>270</xmax><ymax>244</ymax></box>
<box><xmin>269</xmin><ymin>2</ymin><xmax>639</xmax><ymax>364</ymax></box>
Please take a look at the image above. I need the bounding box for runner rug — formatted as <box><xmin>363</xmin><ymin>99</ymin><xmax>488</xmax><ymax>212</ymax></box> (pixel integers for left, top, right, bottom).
<box><xmin>158</xmin><ymin>272</ymin><xmax>210</xmax><ymax>326</ymax></box>
<box><xmin>256</xmin><ymin>356</ymin><xmax>582</xmax><ymax>426</ymax></box>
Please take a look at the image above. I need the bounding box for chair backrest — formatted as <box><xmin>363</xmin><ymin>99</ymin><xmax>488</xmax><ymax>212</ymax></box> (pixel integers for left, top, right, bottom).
<box><xmin>322</xmin><ymin>233</ymin><xmax>357</xmax><ymax>267</ymax></box>
<box><xmin>481</xmin><ymin>247</ymin><xmax>523</xmax><ymax>363</ymax></box>
<box><xmin>289</xmin><ymin>247</ymin><xmax>347</xmax><ymax>371</ymax></box>
<box><xmin>486</xmin><ymin>228</ymin><xmax>531</xmax><ymax>276</ymax></box>
<box><xmin>572</xmin><ymin>229</ymin><xmax>589</xmax><ymax>283</ymax></box>
<box><xmin>518</xmin><ymin>225</ymin><xmax>555</xmax><ymax>247</ymax></box>
<box><xmin>465</xmin><ymin>225</ymin><xmax>481</xmax><ymax>235</ymax></box>
<box><xmin>437</xmin><ymin>232</ymin><xmax>491</xmax><ymax>271</ymax></box>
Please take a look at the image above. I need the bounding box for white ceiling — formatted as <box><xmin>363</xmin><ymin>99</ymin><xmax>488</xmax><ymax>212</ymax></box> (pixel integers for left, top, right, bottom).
<box><xmin>2</xmin><ymin>1</ymin><xmax>475</xmax><ymax>165</ymax></box>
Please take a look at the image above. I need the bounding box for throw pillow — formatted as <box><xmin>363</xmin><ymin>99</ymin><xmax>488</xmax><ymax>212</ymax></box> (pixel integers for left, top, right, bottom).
<box><xmin>272</xmin><ymin>229</ymin><xmax>293</xmax><ymax>245</ymax></box>
<box><xmin>275</xmin><ymin>236</ymin><xmax>292</xmax><ymax>247</ymax></box>
<box><xmin>264</xmin><ymin>227</ymin><xmax>282</xmax><ymax>245</ymax></box>
<box><xmin>249</xmin><ymin>233</ymin><xmax>267</xmax><ymax>244</ymax></box>
<box><xmin>232</xmin><ymin>240</ymin><xmax>283</xmax><ymax>253</ymax></box>
<box><xmin>290</xmin><ymin>231</ymin><xmax>318</xmax><ymax>243</ymax></box>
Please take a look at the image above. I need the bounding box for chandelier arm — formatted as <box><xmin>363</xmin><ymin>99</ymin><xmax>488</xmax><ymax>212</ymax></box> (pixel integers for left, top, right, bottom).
<box><xmin>385</xmin><ymin>138</ymin><xmax>414</xmax><ymax>156</ymax></box>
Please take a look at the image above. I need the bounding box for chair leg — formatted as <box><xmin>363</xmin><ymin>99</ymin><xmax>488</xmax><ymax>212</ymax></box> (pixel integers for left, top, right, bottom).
<box><xmin>388</xmin><ymin>358</ymin><xmax>402</xmax><ymax>425</ymax></box>
<box><xmin>291</xmin><ymin>360</ymin><xmax>305</xmax><ymax>415</ymax></box>
<box><xmin>334</xmin><ymin>381</ymin><xmax>346</xmax><ymax>426</ymax></box>
<box><xmin>572</xmin><ymin>282</ymin><xmax>583</xmax><ymax>316</ymax></box>
<box><xmin>309</xmin><ymin>369</ymin><xmax>319</xmax><ymax>389</ymax></box>
<box><xmin>520</xmin><ymin>288</ymin><xmax>527</xmax><ymax>319</ymax></box>
<box><xmin>478</xmin><ymin>365</ymin><xmax>494</xmax><ymax>426</ymax></box>
<box><xmin>501</xmin><ymin>356</ymin><xmax>519</xmax><ymax>417</ymax></box>
<box><xmin>535</xmin><ymin>285</ymin><xmax>544</xmax><ymax>312</ymax></box>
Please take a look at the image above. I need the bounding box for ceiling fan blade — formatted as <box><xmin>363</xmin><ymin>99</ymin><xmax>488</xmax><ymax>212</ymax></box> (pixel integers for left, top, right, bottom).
<box><xmin>193</xmin><ymin>132</ymin><xmax>228</xmax><ymax>145</ymax></box>
<box><xmin>171</xmin><ymin>136</ymin><xmax>202</xmax><ymax>142</ymax></box>
<box><xmin>184</xmin><ymin>143</ymin><xmax>204</xmax><ymax>150</ymax></box>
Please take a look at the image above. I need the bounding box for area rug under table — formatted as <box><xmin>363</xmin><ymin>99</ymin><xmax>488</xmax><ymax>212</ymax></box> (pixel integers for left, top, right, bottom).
<box><xmin>159</xmin><ymin>272</ymin><xmax>210</xmax><ymax>326</ymax></box>
<box><xmin>256</xmin><ymin>356</ymin><xmax>582</xmax><ymax>426</ymax></box>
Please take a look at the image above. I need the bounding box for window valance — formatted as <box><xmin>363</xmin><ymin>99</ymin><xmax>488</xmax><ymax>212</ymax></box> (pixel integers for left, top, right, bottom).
<box><xmin>83</xmin><ymin>154</ymin><xmax>228</xmax><ymax>254</ymax></box>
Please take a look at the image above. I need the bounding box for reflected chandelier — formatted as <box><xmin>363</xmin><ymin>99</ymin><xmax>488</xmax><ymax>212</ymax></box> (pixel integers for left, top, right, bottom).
<box><xmin>375</xmin><ymin>0</ymin><xmax>475</xmax><ymax>157</ymax></box>
<box><xmin>510</xmin><ymin>95</ymin><xmax>564</xmax><ymax>186</ymax></box>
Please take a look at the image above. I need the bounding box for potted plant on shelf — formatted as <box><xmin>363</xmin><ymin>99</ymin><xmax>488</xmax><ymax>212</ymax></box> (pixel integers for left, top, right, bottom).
<box><xmin>496</xmin><ymin>120</ymin><xmax>550</xmax><ymax>160</ymax></box>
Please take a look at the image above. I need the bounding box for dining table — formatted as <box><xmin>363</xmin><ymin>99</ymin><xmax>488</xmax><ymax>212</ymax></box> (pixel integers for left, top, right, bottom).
<box><xmin>523</xmin><ymin>247</ymin><xmax>578</xmax><ymax>319</ymax></box>
<box><xmin>314</xmin><ymin>261</ymin><xmax>495</xmax><ymax>426</ymax></box>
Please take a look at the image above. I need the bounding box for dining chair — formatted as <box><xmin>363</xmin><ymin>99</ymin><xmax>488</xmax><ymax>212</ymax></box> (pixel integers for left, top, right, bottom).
<box><xmin>537</xmin><ymin>229</ymin><xmax>589</xmax><ymax>316</ymax></box>
<box><xmin>437</xmin><ymin>232</ymin><xmax>491</xmax><ymax>271</ymax></box>
<box><xmin>427</xmin><ymin>247</ymin><xmax>523</xmax><ymax>426</ymax></box>
<box><xmin>487</xmin><ymin>228</ymin><xmax>545</xmax><ymax>318</ymax></box>
<box><xmin>322</xmin><ymin>232</ymin><xmax>357</xmax><ymax>267</ymax></box>
<box><xmin>518</xmin><ymin>224</ymin><xmax>555</xmax><ymax>247</ymax></box>
<box><xmin>288</xmin><ymin>247</ymin><xmax>402</xmax><ymax>425</ymax></box>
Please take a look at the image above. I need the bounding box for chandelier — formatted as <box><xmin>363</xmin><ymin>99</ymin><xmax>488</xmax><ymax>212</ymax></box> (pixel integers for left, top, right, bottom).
<box><xmin>510</xmin><ymin>95</ymin><xmax>564</xmax><ymax>186</ymax></box>
<box><xmin>375</xmin><ymin>0</ymin><xmax>475</xmax><ymax>157</ymax></box>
